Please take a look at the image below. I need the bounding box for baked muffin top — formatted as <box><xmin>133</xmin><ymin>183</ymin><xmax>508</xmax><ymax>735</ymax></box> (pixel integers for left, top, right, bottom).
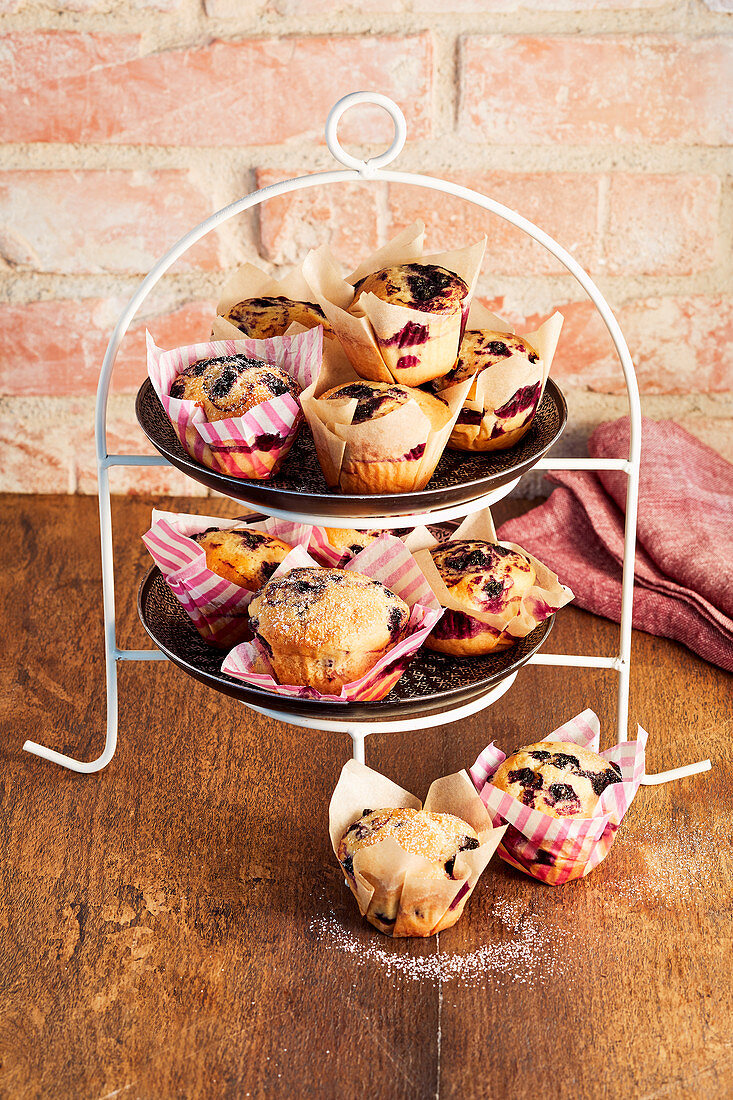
<box><xmin>323</xmin><ymin>528</ymin><xmax>381</xmax><ymax>556</ymax></box>
<box><xmin>435</xmin><ymin>330</ymin><xmax>540</xmax><ymax>390</ymax></box>
<box><xmin>338</xmin><ymin>807</ymin><xmax>479</xmax><ymax>880</ymax></box>
<box><xmin>350</xmin><ymin>263</ymin><xmax>468</xmax><ymax>316</ymax></box>
<box><xmin>248</xmin><ymin>567</ymin><xmax>410</xmax><ymax>655</ymax></box>
<box><xmin>170</xmin><ymin>354</ymin><xmax>300</xmax><ymax>422</ymax></box>
<box><xmin>191</xmin><ymin>527</ymin><xmax>292</xmax><ymax>590</ymax></box>
<box><xmin>491</xmin><ymin>740</ymin><xmax>623</xmax><ymax>818</ymax></box>
<box><xmin>429</xmin><ymin>539</ymin><xmax>536</xmax><ymax>615</ymax></box>
<box><xmin>223</xmin><ymin>295</ymin><xmax>331</xmax><ymax>340</ymax></box>
<box><xmin>321</xmin><ymin>380</ymin><xmax>450</xmax><ymax>432</ymax></box>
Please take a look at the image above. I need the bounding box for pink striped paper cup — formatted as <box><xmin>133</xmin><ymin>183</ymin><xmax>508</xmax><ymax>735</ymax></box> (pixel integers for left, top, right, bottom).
<box><xmin>469</xmin><ymin>709</ymin><xmax>647</xmax><ymax>885</ymax></box>
<box><xmin>142</xmin><ymin>510</ymin><xmax>313</xmax><ymax>648</ymax></box>
<box><xmin>146</xmin><ymin>325</ymin><xmax>323</xmax><ymax>479</ymax></box>
<box><xmin>221</xmin><ymin>535</ymin><xmax>443</xmax><ymax>702</ymax></box>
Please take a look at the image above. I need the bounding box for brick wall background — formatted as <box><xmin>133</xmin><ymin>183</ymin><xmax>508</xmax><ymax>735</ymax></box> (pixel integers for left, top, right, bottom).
<box><xmin>0</xmin><ymin>0</ymin><xmax>731</xmax><ymax>495</ymax></box>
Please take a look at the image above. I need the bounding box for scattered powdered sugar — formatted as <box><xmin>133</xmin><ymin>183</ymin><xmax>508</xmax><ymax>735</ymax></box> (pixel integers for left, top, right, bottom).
<box><xmin>309</xmin><ymin>896</ymin><xmax>574</xmax><ymax>987</ymax></box>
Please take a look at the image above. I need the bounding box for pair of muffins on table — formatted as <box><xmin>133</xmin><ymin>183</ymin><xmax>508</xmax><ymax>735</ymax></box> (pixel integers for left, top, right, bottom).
<box><xmin>166</xmin><ymin>257</ymin><xmax>544</xmax><ymax>494</ymax></box>
<box><xmin>336</xmin><ymin>741</ymin><xmax>623</xmax><ymax>936</ymax></box>
<box><xmin>194</xmin><ymin>523</ymin><xmax>536</xmax><ymax>691</ymax></box>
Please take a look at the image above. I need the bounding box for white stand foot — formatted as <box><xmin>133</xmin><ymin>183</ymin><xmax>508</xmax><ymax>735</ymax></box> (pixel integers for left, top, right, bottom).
<box><xmin>641</xmin><ymin>758</ymin><xmax>712</xmax><ymax>785</ymax></box>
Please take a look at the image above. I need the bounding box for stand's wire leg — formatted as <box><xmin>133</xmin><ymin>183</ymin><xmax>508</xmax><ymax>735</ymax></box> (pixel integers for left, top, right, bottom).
<box><xmin>23</xmin><ymin>463</ymin><xmax>120</xmax><ymax>773</ymax></box>
<box><xmin>641</xmin><ymin>758</ymin><xmax>712</xmax><ymax>785</ymax></box>
<box><xmin>350</xmin><ymin>730</ymin><xmax>366</xmax><ymax>765</ymax></box>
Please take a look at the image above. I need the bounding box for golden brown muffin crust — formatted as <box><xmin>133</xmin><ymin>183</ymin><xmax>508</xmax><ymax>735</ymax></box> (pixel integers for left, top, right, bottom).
<box><xmin>191</xmin><ymin>527</ymin><xmax>292</xmax><ymax>590</ymax></box>
<box><xmin>491</xmin><ymin>740</ymin><xmax>623</xmax><ymax>818</ymax></box>
<box><xmin>321</xmin><ymin>380</ymin><xmax>450</xmax><ymax>432</ymax></box>
<box><xmin>435</xmin><ymin>329</ymin><xmax>540</xmax><ymax>391</ymax></box>
<box><xmin>191</xmin><ymin>355</ymin><xmax>300</xmax><ymax>421</ymax></box>
<box><xmin>429</xmin><ymin>539</ymin><xmax>536</xmax><ymax>614</ymax></box>
<box><xmin>223</xmin><ymin>295</ymin><xmax>331</xmax><ymax>340</ymax></box>
<box><xmin>350</xmin><ymin>263</ymin><xmax>468</xmax><ymax>316</ymax></box>
<box><xmin>337</xmin><ymin>808</ymin><xmax>479</xmax><ymax>881</ymax></box>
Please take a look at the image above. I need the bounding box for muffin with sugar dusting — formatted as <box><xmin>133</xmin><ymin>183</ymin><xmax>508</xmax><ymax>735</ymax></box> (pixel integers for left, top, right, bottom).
<box><xmin>424</xmin><ymin>539</ymin><xmax>536</xmax><ymax>656</ymax></box>
<box><xmin>337</xmin><ymin>808</ymin><xmax>480</xmax><ymax>936</ymax></box>
<box><xmin>191</xmin><ymin>527</ymin><xmax>292</xmax><ymax>591</ymax></box>
<box><xmin>247</xmin><ymin>567</ymin><xmax>410</xmax><ymax>693</ymax></box>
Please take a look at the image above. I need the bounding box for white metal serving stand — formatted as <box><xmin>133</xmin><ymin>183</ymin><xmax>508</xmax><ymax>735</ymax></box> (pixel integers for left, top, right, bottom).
<box><xmin>23</xmin><ymin>91</ymin><xmax>711</xmax><ymax>785</ymax></box>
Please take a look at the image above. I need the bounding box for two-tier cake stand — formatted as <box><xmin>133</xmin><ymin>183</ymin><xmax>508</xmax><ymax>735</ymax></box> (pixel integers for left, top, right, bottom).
<box><xmin>23</xmin><ymin>92</ymin><xmax>710</xmax><ymax>787</ymax></box>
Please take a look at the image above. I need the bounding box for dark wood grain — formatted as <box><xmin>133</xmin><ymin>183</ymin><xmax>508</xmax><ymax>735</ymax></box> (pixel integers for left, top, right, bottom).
<box><xmin>0</xmin><ymin>494</ymin><xmax>730</xmax><ymax>1100</ymax></box>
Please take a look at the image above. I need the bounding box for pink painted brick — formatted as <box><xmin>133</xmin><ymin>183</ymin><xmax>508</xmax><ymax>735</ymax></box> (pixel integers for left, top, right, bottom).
<box><xmin>422</xmin><ymin>0</ymin><xmax>667</xmax><ymax>8</ymax></box>
<box><xmin>207</xmin><ymin>0</ymin><xmax>402</xmax><ymax>11</ymax></box>
<box><xmin>256</xmin><ymin>169</ymin><xmax>380</xmax><ymax>270</ymax></box>
<box><xmin>0</xmin><ymin>33</ymin><xmax>431</xmax><ymax>145</ymax></box>
<box><xmin>460</xmin><ymin>37</ymin><xmax>733</xmax><ymax>145</ymax></box>
<box><xmin>0</xmin><ymin>299</ymin><xmax>216</xmax><ymax>398</ymax></box>
<box><xmin>387</xmin><ymin>173</ymin><xmax>600</xmax><ymax>274</ymax></box>
<box><xmin>604</xmin><ymin>174</ymin><xmax>720</xmax><ymax>276</ymax></box>
<box><xmin>0</xmin><ymin>171</ymin><xmax>222</xmax><ymax>274</ymax></box>
<box><xmin>483</xmin><ymin>295</ymin><xmax>733</xmax><ymax>395</ymax></box>
<box><xmin>0</xmin><ymin>403</ymin><xmax>74</xmax><ymax>493</ymax></box>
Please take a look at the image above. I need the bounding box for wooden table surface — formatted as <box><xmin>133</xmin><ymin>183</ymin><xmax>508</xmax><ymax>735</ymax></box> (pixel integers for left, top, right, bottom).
<box><xmin>1</xmin><ymin>493</ymin><xmax>731</xmax><ymax>1100</ymax></box>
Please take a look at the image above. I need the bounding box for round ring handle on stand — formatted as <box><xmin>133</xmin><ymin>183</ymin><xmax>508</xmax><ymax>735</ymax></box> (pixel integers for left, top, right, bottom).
<box><xmin>325</xmin><ymin>91</ymin><xmax>406</xmax><ymax>176</ymax></box>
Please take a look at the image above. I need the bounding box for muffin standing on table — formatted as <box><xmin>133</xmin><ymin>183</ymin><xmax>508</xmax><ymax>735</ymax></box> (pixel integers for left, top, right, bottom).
<box><xmin>247</xmin><ymin>566</ymin><xmax>410</xmax><ymax>693</ymax></box>
<box><xmin>491</xmin><ymin>741</ymin><xmax>623</xmax><ymax>817</ymax></box>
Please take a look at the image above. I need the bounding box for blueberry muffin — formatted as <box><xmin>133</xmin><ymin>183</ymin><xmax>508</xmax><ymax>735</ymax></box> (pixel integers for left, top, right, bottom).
<box><xmin>170</xmin><ymin>354</ymin><xmax>300</xmax><ymax>422</ymax></box>
<box><xmin>247</xmin><ymin>567</ymin><xmax>410</xmax><ymax>693</ymax></box>
<box><xmin>349</xmin><ymin>264</ymin><xmax>468</xmax><ymax>318</ymax></box>
<box><xmin>338</xmin><ymin>808</ymin><xmax>479</xmax><ymax>935</ymax></box>
<box><xmin>223</xmin><ymin>295</ymin><xmax>331</xmax><ymax>340</ymax></box>
<box><xmin>191</xmin><ymin>527</ymin><xmax>292</xmax><ymax>590</ymax></box>
<box><xmin>491</xmin><ymin>741</ymin><xmax>623</xmax><ymax>818</ymax></box>
<box><xmin>322</xmin><ymin>528</ymin><xmax>381</xmax><ymax>560</ymax></box>
<box><xmin>424</xmin><ymin>539</ymin><xmax>536</xmax><ymax>656</ymax></box>
<box><xmin>319</xmin><ymin>380</ymin><xmax>451</xmax><ymax>495</ymax></box>
<box><xmin>434</xmin><ymin>330</ymin><xmax>543</xmax><ymax>452</ymax></box>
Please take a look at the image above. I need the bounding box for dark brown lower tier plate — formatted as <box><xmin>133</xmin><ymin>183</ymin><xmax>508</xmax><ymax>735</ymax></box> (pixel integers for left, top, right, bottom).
<box><xmin>135</xmin><ymin>378</ymin><xmax>567</xmax><ymax>519</ymax></box>
<box><xmin>138</xmin><ymin>565</ymin><xmax>554</xmax><ymax>721</ymax></box>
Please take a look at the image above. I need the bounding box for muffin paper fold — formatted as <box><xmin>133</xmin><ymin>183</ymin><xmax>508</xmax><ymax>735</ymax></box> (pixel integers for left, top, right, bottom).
<box><xmin>403</xmin><ymin>508</ymin><xmax>574</xmax><ymax>639</ymax></box>
<box><xmin>221</xmin><ymin>535</ymin><xmax>443</xmax><ymax>702</ymax></box>
<box><xmin>301</xmin><ymin>220</ymin><xmax>486</xmax><ymax>387</ymax></box>
<box><xmin>469</xmin><ymin>709</ymin><xmax>647</xmax><ymax>885</ymax></box>
<box><xmin>329</xmin><ymin>761</ymin><xmax>507</xmax><ymax>937</ymax></box>
<box><xmin>446</xmin><ymin>303</ymin><xmax>563</xmax><ymax>452</ymax></box>
<box><xmin>142</xmin><ymin>510</ymin><xmax>312</xmax><ymax>648</ymax></box>
<box><xmin>146</xmin><ymin>325</ymin><xmax>323</xmax><ymax>479</ymax></box>
<box><xmin>299</xmin><ymin>350</ymin><xmax>476</xmax><ymax>495</ymax></box>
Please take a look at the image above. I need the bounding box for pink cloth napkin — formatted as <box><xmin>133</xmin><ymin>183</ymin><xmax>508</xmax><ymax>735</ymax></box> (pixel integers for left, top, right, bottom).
<box><xmin>497</xmin><ymin>417</ymin><xmax>733</xmax><ymax>672</ymax></box>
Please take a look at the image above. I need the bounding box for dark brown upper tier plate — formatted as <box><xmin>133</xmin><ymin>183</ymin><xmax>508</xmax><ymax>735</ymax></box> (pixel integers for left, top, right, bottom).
<box><xmin>135</xmin><ymin>378</ymin><xmax>567</xmax><ymax>519</ymax></box>
<box><xmin>138</xmin><ymin>565</ymin><xmax>554</xmax><ymax>721</ymax></box>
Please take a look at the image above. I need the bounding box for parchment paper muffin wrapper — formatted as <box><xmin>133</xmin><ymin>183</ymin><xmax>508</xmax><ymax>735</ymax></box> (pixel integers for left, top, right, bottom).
<box><xmin>403</xmin><ymin>508</ymin><xmax>574</xmax><ymax>640</ymax></box>
<box><xmin>221</xmin><ymin>535</ymin><xmax>443</xmax><ymax>701</ymax></box>
<box><xmin>329</xmin><ymin>761</ymin><xmax>507</xmax><ymax>938</ymax></box>
<box><xmin>301</xmin><ymin>220</ymin><xmax>486</xmax><ymax>387</ymax></box>
<box><xmin>445</xmin><ymin>304</ymin><xmax>564</xmax><ymax>451</ymax></box>
<box><xmin>211</xmin><ymin>260</ymin><xmax>355</xmax><ymax>382</ymax></box>
<box><xmin>308</xmin><ymin>527</ymin><xmax>383</xmax><ymax>567</ymax></box>
<box><xmin>469</xmin><ymin>709</ymin><xmax>648</xmax><ymax>885</ymax></box>
<box><xmin>299</xmin><ymin>350</ymin><xmax>476</xmax><ymax>494</ymax></box>
<box><xmin>146</xmin><ymin>325</ymin><xmax>323</xmax><ymax>479</ymax></box>
<box><xmin>142</xmin><ymin>509</ymin><xmax>313</xmax><ymax>648</ymax></box>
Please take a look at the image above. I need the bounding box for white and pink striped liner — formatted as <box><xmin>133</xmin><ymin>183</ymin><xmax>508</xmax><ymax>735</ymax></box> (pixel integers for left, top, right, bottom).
<box><xmin>221</xmin><ymin>535</ymin><xmax>444</xmax><ymax>702</ymax></box>
<box><xmin>469</xmin><ymin>709</ymin><xmax>648</xmax><ymax>885</ymax></box>
<box><xmin>142</xmin><ymin>510</ymin><xmax>313</xmax><ymax>648</ymax></box>
<box><xmin>146</xmin><ymin>325</ymin><xmax>323</xmax><ymax>479</ymax></box>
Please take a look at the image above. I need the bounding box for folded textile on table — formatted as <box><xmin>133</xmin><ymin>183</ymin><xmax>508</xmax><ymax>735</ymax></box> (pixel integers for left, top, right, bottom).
<box><xmin>497</xmin><ymin>417</ymin><xmax>733</xmax><ymax>672</ymax></box>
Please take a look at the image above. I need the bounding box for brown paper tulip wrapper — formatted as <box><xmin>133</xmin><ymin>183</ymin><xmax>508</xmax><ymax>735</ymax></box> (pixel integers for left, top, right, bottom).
<box><xmin>301</xmin><ymin>220</ymin><xmax>486</xmax><ymax>387</ymax></box>
<box><xmin>329</xmin><ymin>761</ymin><xmax>507</xmax><ymax>938</ymax></box>
<box><xmin>446</xmin><ymin>302</ymin><xmax>564</xmax><ymax>453</ymax></box>
<box><xmin>403</xmin><ymin>508</ymin><xmax>574</xmax><ymax>648</ymax></box>
<box><xmin>211</xmin><ymin>259</ymin><xmax>355</xmax><ymax>383</ymax></box>
<box><xmin>299</xmin><ymin>350</ymin><xmax>476</xmax><ymax>495</ymax></box>
<box><xmin>147</xmin><ymin>326</ymin><xmax>323</xmax><ymax>479</ymax></box>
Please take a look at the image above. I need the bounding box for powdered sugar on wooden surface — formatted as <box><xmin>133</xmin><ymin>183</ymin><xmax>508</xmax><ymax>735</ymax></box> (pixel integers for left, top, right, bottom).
<box><xmin>309</xmin><ymin>897</ymin><xmax>575</xmax><ymax>986</ymax></box>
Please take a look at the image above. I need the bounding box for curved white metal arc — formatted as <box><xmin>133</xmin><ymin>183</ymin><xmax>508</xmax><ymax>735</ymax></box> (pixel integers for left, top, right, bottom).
<box><xmin>325</xmin><ymin>91</ymin><xmax>407</xmax><ymax>175</ymax></box>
